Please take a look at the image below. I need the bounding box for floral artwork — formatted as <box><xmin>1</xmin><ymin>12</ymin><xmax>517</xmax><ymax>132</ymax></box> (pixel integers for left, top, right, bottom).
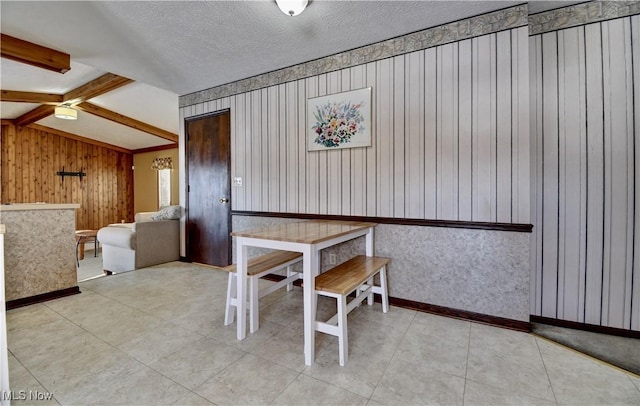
<box><xmin>307</xmin><ymin>87</ymin><xmax>371</xmax><ymax>151</ymax></box>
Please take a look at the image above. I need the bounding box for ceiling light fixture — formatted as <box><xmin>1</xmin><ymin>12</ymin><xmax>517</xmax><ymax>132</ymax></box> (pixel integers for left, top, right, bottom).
<box><xmin>54</xmin><ymin>105</ymin><xmax>77</xmax><ymax>120</ymax></box>
<box><xmin>275</xmin><ymin>0</ymin><xmax>308</xmax><ymax>16</ymax></box>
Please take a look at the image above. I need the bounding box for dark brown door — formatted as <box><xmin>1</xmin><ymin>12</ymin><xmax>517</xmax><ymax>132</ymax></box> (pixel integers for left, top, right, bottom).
<box><xmin>186</xmin><ymin>110</ymin><xmax>231</xmax><ymax>266</ymax></box>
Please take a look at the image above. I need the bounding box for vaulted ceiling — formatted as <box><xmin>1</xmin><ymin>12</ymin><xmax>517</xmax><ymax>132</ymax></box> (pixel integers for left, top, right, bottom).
<box><xmin>0</xmin><ymin>1</ymin><xmax>579</xmax><ymax>152</ymax></box>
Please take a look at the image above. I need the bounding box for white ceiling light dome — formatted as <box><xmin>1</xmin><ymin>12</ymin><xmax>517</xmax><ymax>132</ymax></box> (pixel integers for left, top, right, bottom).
<box><xmin>275</xmin><ymin>0</ymin><xmax>308</xmax><ymax>17</ymax></box>
<box><xmin>54</xmin><ymin>105</ymin><xmax>77</xmax><ymax>120</ymax></box>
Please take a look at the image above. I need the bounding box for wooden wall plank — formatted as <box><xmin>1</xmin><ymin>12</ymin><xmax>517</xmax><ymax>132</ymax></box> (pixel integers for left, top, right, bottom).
<box><xmin>424</xmin><ymin>48</ymin><xmax>438</xmax><ymax>219</ymax></box>
<box><xmin>583</xmin><ymin>23</ymin><xmax>606</xmax><ymax>325</ymax></box>
<box><xmin>340</xmin><ymin>70</ymin><xmax>351</xmax><ymax>216</ymax></box>
<box><xmin>306</xmin><ymin>76</ymin><xmax>319</xmax><ymax>214</ymax></box>
<box><xmin>297</xmin><ymin>79</ymin><xmax>307</xmax><ymax>213</ymax></box>
<box><xmin>278</xmin><ymin>84</ymin><xmax>288</xmax><ymax>213</ymax></box>
<box><xmin>558</xmin><ymin>28</ymin><xmax>584</xmax><ymax>322</ymax></box>
<box><xmin>496</xmin><ymin>30</ymin><xmax>512</xmax><ymax>223</ymax></box>
<box><xmin>576</xmin><ymin>27</ymin><xmax>588</xmax><ymax>323</ymax></box>
<box><xmin>260</xmin><ymin>89</ymin><xmax>269</xmax><ymax>210</ymax></box>
<box><xmin>458</xmin><ymin>40</ymin><xmax>473</xmax><ymax>222</ymax></box>
<box><xmin>515</xmin><ymin>27</ymin><xmax>530</xmax><ymax>224</ymax></box>
<box><xmin>605</xmin><ymin>18</ymin><xmax>634</xmax><ymax>329</ymax></box>
<box><xmin>489</xmin><ymin>34</ymin><xmax>498</xmax><ymax>223</ymax></box>
<box><xmin>393</xmin><ymin>55</ymin><xmax>405</xmax><ymax>219</ymax></box>
<box><xmin>350</xmin><ymin>65</ymin><xmax>367</xmax><ymax>216</ymax></box>
<box><xmin>233</xmin><ymin>94</ymin><xmax>246</xmax><ymax>211</ymax></box>
<box><xmin>405</xmin><ymin>51</ymin><xmax>425</xmax><ymax>219</ymax></box>
<box><xmin>541</xmin><ymin>31</ymin><xmax>560</xmax><ymax>318</ymax></box>
<box><xmin>377</xmin><ymin>58</ymin><xmax>394</xmax><ymax>217</ymax></box>
<box><xmin>327</xmin><ymin>71</ymin><xmax>341</xmax><ymax>215</ymax></box>
<box><xmin>632</xmin><ymin>15</ymin><xmax>640</xmax><ymax>332</ymax></box>
<box><xmin>473</xmin><ymin>34</ymin><xmax>493</xmax><ymax>222</ymax></box>
<box><xmin>438</xmin><ymin>43</ymin><xmax>456</xmax><ymax>220</ymax></box>
<box><xmin>365</xmin><ymin>62</ymin><xmax>377</xmax><ymax>217</ymax></box>
<box><xmin>267</xmin><ymin>86</ymin><xmax>279</xmax><ymax>212</ymax></box>
<box><xmin>530</xmin><ymin>34</ymin><xmax>543</xmax><ymax>316</ymax></box>
<box><xmin>0</xmin><ymin>124</ymin><xmax>133</xmax><ymax>230</ymax></box>
<box><xmin>4</xmin><ymin>125</ymin><xmax>17</xmax><ymax>201</ymax></box>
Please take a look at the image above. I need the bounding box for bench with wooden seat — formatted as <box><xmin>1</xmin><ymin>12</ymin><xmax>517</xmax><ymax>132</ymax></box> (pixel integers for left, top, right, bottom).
<box><xmin>314</xmin><ymin>255</ymin><xmax>390</xmax><ymax>366</ymax></box>
<box><xmin>223</xmin><ymin>250</ymin><xmax>303</xmax><ymax>333</ymax></box>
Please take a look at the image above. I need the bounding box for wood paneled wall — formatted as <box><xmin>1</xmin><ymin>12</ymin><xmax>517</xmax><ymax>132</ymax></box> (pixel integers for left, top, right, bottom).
<box><xmin>181</xmin><ymin>26</ymin><xmax>530</xmax><ymax>224</ymax></box>
<box><xmin>1</xmin><ymin>124</ymin><xmax>134</xmax><ymax>230</ymax></box>
<box><xmin>530</xmin><ymin>15</ymin><xmax>640</xmax><ymax>330</ymax></box>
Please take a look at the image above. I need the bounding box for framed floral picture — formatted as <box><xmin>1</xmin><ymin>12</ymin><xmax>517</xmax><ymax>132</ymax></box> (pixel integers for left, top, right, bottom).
<box><xmin>307</xmin><ymin>87</ymin><xmax>372</xmax><ymax>151</ymax></box>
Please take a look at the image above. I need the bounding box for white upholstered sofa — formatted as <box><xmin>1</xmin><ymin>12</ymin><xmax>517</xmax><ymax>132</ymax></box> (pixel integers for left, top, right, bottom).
<box><xmin>97</xmin><ymin>206</ymin><xmax>181</xmax><ymax>274</ymax></box>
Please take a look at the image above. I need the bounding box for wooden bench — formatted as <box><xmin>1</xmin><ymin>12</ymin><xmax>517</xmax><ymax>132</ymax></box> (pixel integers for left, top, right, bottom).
<box><xmin>223</xmin><ymin>250</ymin><xmax>303</xmax><ymax>333</ymax></box>
<box><xmin>314</xmin><ymin>255</ymin><xmax>390</xmax><ymax>366</ymax></box>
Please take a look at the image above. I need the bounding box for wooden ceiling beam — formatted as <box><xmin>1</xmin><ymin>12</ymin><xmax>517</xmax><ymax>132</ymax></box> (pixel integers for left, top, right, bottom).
<box><xmin>76</xmin><ymin>102</ymin><xmax>178</xmax><ymax>143</ymax></box>
<box><xmin>1</xmin><ymin>90</ymin><xmax>63</xmax><ymax>104</ymax></box>
<box><xmin>27</xmin><ymin>124</ymin><xmax>132</xmax><ymax>154</ymax></box>
<box><xmin>63</xmin><ymin>73</ymin><xmax>134</xmax><ymax>104</ymax></box>
<box><xmin>133</xmin><ymin>143</ymin><xmax>178</xmax><ymax>154</ymax></box>
<box><xmin>14</xmin><ymin>105</ymin><xmax>55</xmax><ymax>127</ymax></box>
<box><xmin>0</xmin><ymin>34</ymin><xmax>70</xmax><ymax>73</ymax></box>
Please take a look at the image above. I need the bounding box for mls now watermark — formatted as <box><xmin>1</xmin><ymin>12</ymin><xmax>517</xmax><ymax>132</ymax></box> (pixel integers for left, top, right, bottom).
<box><xmin>2</xmin><ymin>390</ymin><xmax>54</xmax><ymax>401</ymax></box>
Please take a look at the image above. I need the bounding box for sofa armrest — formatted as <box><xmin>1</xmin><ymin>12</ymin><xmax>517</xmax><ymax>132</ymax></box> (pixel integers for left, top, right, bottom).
<box><xmin>134</xmin><ymin>220</ymin><xmax>180</xmax><ymax>267</ymax></box>
<box><xmin>97</xmin><ymin>226</ymin><xmax>136</xmax><ymax>250</ymax></box>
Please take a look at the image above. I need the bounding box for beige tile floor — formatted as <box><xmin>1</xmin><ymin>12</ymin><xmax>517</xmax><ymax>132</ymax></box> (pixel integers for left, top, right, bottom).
<box><xmin>7</xmin><ymin>261</ymin><xmax>640</xmax><ymax>405</ymax></box>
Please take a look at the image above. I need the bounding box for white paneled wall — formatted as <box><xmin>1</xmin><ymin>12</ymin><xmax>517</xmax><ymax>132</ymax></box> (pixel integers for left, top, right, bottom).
<box><xmin>181</xmin><ymin>27</ymin><xmax>530</xmax><ymax>224</ymax></box>
<box><xmin>531</xmin><ymin>16</ymin><xmax>640</xmax><ymax>330</ymax></box>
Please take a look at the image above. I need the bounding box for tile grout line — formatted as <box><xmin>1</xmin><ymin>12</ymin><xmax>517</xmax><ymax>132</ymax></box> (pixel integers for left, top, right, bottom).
<box><xmin>39</xmin><ymin>288</ymin><xmax>217</xmax><ymax>405</ymax></box>
<box><xmin>365</xmin><ymin>308</ymin><xmax>418</xmax><ymax>403</ymax></box>
<box><xmin>461</xmin><ymin>321</ymin><xmax>472</xmax><ymax>405</ymax></box>
<box><xmin>6</xmin><ymin>350</ymin><xmax>63</xmax><ymax>405</ymax></box>
<box><xmin>534</xmin><ymin>335</ymin><xmax>560</xmax><ymax>405</ymax></box>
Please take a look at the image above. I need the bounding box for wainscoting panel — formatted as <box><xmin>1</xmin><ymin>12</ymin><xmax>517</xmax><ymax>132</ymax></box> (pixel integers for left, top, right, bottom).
<box><xmin>530</xmin><ymin>16</ymin><xmax>639</xmax><ymax>331</ymax></box>
<box><xmin>181</xmin><ymin>26</ymin><xmax>530</xmax><ymax>225</ymax></box>
<box><xmin>231</xmin><ymin>215</ymin><xmax>531</xmax><ymax>323</ymax></box>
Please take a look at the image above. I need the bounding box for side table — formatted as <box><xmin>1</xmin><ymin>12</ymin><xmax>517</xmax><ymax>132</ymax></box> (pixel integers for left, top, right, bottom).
<box><xmin>75</xmin><ymin>229</ymin><xmax>99</xmax><ymax>267</ymax></box>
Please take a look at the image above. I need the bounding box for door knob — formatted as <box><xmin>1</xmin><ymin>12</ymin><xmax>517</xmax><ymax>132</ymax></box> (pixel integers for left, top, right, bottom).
<box><xmin>219</xmin><ymin>198</ymin><xmax>229</xmax><ymax>203</ymax></box>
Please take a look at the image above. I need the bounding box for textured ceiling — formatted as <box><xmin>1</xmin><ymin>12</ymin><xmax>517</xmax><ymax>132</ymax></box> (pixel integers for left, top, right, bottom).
<box><xmin>0</xmin><ymin>1</ymin><xmax>583</xmax><ymax>149</ymax></box>
<box><xmin>1</xmin><ymin>1</ymin><xmax>523</xmax><ymax>95</ymax></box>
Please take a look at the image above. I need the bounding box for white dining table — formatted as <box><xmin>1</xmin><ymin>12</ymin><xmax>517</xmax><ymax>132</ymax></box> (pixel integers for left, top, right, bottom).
<box><xmin>231</xmin><ymin>219</ymin><xmax>376</xmax><ymax>365</ymax></box>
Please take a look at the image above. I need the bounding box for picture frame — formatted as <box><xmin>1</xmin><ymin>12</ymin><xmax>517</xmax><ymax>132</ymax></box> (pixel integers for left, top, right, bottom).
<box><xmin>307</xmin><ymin>87</ymin><xmax>372</xmax><ymax>151</ymax></box>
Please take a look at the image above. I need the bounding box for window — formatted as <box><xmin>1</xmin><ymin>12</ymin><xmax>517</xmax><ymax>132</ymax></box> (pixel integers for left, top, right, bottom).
<box><xmin>158</xmin><ymin>169</ymin><xmax>171</xmax><ymax>208</ymax></box>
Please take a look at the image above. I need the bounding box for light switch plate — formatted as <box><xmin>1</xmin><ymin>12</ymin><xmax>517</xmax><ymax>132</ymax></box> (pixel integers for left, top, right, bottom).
<box><xmin>233</xmin><ymin>177</ymin><xmax>243</xmax><ymax>186</ymax></box>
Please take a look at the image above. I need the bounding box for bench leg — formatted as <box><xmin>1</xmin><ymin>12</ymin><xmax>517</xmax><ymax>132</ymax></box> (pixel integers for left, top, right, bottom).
<box><xmin>224</xmin><ymin>273</ymin><xmax>236</xmax><ymax>326</ymax></box>
<box><xmin>337</xmin><ymin>294</ymin><xmax>348</xmax><ymax>366</ymax></box>
<box><xmin>380</xmin><ymin>267</ymin><xmax>389</xmax><ymax>313</ymax></box>
<box><xmin>286</xmin><ymin>265</ymin><xmax>294</xmax><ymax>291</ymax></box>
<box><xmin>249</xmin><ymin>275</ymin><xmax>260</xmax><ymax>333</ymax></box>
<box><xmin>367</xmin><ymin>276</ymin><xmax>374</xmax><ymax>305</ymax></box>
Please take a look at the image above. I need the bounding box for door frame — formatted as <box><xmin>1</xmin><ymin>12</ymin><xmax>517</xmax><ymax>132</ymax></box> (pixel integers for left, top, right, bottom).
<box><xmin>184</xmin><ymin>108</ymin><xmax>232</xmax><ymax>265</ymax></box>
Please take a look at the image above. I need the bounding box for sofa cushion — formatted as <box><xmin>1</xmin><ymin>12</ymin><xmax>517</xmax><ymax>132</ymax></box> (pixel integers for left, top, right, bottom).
<box><xmin>150</xmin><ymin>205</ymin><xmax>181</xmax><ymax>220</ymax></box>
<box><xmin>135</xmin><ymin>212</ymin><xmax>156</xmax><ymax>222</ymax></box>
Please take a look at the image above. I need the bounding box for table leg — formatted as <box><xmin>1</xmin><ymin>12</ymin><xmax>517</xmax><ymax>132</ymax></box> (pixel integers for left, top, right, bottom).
<box><xmin>365</xmin><ymin>227</ymin><xmax>374</xmax><ymax>256</ymax></box>
<box><xmin>303</xmin><ymin>247</ymin><xmax>319</xmax><ymax>366</ymax></box>
<box><xmin>236</xmin><ymin>241</ymin><xmax>248</xmax><ymax>340</ymax></box>
<box><xmin>78</xmin><ymin>239</ymin><xmax>86</xmax><ymax>260</ymax></box>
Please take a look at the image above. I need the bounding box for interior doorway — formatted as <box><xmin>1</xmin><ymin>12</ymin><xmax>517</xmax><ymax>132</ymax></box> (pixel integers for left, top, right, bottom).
<box><xmin>185</xmin><ymin>110</ymin><xmax>231</xmax><ymax>267</ymax></box>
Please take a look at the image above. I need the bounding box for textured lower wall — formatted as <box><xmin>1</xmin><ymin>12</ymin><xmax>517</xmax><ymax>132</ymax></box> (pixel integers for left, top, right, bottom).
<box><xmin>2</xmin><ymin>209</ymin><xmax>77</xmax><ymax>301</ymax></box>
<box><xmin>232</xmin><ymin>215</ymin><xmax>530</xmax><ymax>322</ymax></box>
